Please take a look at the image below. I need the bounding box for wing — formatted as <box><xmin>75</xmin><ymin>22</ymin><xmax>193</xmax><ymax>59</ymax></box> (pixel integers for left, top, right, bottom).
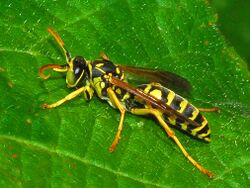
<box><xmin>118</xmin><ymin>64</ymin><xmax>191</xmax><ymax>94</ymax></box>
<box><xmin>110</xmin><ymin>77</ymin><xmax>200</xmax><ymax>128</ymax></box>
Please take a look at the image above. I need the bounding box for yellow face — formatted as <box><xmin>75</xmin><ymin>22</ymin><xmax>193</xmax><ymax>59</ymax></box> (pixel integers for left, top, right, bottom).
<box><xmin>66</xmin><ymin>56</ymin><xmax>87</xmax><ymax>88</ymax></box>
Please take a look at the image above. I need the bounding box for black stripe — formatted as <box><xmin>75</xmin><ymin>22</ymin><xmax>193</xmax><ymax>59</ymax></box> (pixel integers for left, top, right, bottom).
<box><xmin>185</xmin><ymin>113</ymin><xmax>204</xmax><ymax>133</ymax></box>
<box><xmin>194</xmin><ymin>113</ymin><xmax>204</xmax><ymax>125</ymax></box>
<box><xmin>176</xmin><ymin>117</ymin><xmax>185</xmax><ymax>125</ymax></box>
<box><xmin>85</xmin><ymin>90</ymin><xmax>90</xmax><ymax>100</ymax></box>
<box><xmin>136</xmin><ymin>84</ymin><xmax>147</xmax><ymax>91</ymax></box>
<box><xmin>102</xmin><ymin>61</ymin><xmax>116</xmax><ymax>73</ymax></box>
<box><xmin>92</xmin><ymin>67</ymin><xmax>103</xmax><ymax>77</ymax></box>
<box><xmin>148</xmin><ymin>85</ymin><xmax>157</xmax><ymax>92</ymax></box>
<box><xmin>182</xmin><ymin>104</ymin><xmax>194</xmax><ymax>119</ymax></box>
<box><xmin>116</xmin><ymin>87</ymin><xmax>128</xmax><ymax>100</ymax></box>
<box><xmin>186</xmin><ymin>122</ymin><xmax>199</xmax><ymax>133</ymax></box>
<box><xmin>196</xmin><ymin>123</ymin><xmax>209</xmax><ymax>136</ymax></box>
<box><xmin>170</xmin><ymin>95</ymin><xmax>182</xmax><ymax>111</ymax></box>
<box><xmin>160</xmin><ymin>87</ymin><xmax>169</xmax><ymax>104</ymax></box>
<box><xmin>163</xmin><ymin>114</ymin><xmax>182</xmax><ymax>129</ymax></box>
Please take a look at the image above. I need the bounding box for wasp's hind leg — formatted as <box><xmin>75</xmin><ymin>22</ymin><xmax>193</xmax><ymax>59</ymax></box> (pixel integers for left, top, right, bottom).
<box><xmin>42</xmin><ymin>87</ymin><xmax>86</xmax><ymax>109</ymax></box>
<box><xmin>198</xmin><ymin>107</ymin><xmax>220</xmax><ymax>112</ymax></box>
<box><xmin>130</xmin><ymin>107</ymin><xmax>213</xmax><ymax>178</ymax></box>
<box><xmin>107</xmin><ymin>88</ymin><xmax>126</xmax><ymax>152</ymax></box>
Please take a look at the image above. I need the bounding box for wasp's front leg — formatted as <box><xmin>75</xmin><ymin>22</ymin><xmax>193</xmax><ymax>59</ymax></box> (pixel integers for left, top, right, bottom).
<box><xmin>42</xmin><ymin>87</ymin><xmax>86</xmax><ymax>109</ymax></box>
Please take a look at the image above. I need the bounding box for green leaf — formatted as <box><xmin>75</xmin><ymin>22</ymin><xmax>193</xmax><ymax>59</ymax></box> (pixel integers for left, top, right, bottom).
<box><xmin>0</xmin><ymin>0</ymin><xmax>249</xmax><ymax>187</ymax></box>
<box><xmin>212</xmin><ymin>0</ymin><xmax>250</xmax><ymax>69</ymax></box>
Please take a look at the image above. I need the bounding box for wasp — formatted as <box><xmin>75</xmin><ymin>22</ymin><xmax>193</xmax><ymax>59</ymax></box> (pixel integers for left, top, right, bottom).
<box><xmin>39</xmin><ymin>28</ymin><xmax>219</xmax><ymax>178</ymax></box>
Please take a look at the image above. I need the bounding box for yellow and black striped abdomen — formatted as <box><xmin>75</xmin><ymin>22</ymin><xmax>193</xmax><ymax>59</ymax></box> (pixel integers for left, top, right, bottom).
<box><xmin>137</xmin><ymin>83</ymin><xmax>211</xmax><ymax>142</ymax></box>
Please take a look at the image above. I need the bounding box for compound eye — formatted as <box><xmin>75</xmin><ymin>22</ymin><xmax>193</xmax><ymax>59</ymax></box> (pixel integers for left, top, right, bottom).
<box><xmin>73</xmin><ymin>56</ymin><xmax>86</xmax><ymax>79</ymax></box>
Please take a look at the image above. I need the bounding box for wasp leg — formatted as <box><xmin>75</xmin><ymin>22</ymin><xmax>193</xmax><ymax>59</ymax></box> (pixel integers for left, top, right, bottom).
<box><xmin>198</xmin><ymin>107</ymin><xmax>220</xmax><ymax>112</ymax></box>
<box><xmin>130</xmin><ymin>108</ymin><xmax>213</xmax><ymax>178</ymax></box>
<box><xmin>100</xmin><ymin>52</ymin><xmax>110</xmax><ymax>61</ymax></box>
<box><xmin>107</xmin><ymin>87</ymin><xmax>126</xmax><ymax>152</ymax></box>
<box><xmin>42</xmin><ymin>87</ymin><xmax>86</xmax><ymax>109</ymax></box>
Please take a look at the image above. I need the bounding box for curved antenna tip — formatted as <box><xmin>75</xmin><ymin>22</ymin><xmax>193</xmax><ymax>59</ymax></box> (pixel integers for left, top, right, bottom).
<box><xmin>38</xmin><ymin>64</ymin><xmax>62</xmax><ymax>80</ymax></box>
<box><xmin>41</xmin><ymin>74</ymin><xmax>51</xmax><ymax>80</ymax></box>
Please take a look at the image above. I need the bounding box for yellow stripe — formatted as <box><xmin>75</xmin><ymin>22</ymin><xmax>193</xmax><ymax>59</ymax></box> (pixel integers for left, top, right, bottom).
<box><xmin>120</xmin><ymin>73</ymin><xmax>125</xmax><ymax>80</ymax></box>
<box><xmin>93</xmin><ymin>77</ymin><xmax>103</xmax><ymax>97</ymax></box>
<box><xmin>149</xmin><ymin>89</ymin><xmax>162</xmax><ymax>100</ymax></box>
<box><xmin>204</xmin><ymin>137</ymin><xmax>211</xmax><ymax>142</ymax></box>
<box><xmin>96</xmin><ymin>63</ymin><xmax>104</xmax><ymax>67</ymax></box>
<box><xmin>144</xmin><ymin>84</ymin><xmax>152</xmax><ymax>94</ymax></box>
<box><xmin>178</xmin><ymin>100</ymin><xmax>188</xmax><ymax>113</ymax></box>
<box><xmin>116</xmin><ymin>67</ymin><xmax>121</xmax><ymax>74</ymax></box>
<box><xmin>166</xmin><ymin>91</ymin><xmax>175</xmax><ymax>105</ymax></box>
<box><xmin>190</xmin><ymin>108</ymin><xmax>199</xmax><ymax>120</ymax></box>
<box><xmin>181</xmin><ymin>123</ymin><xmax>188</xmax><ymax>131</ymax></box>
<box><xmin>115</xmin><ymin>88</ymin><xmax>122</xmax><ymax>95</ymax></box>
<box><xmin>198</xmin><ymin>129</ymin><xmax>211</xmax><ymax>138</ymax></box>
<box><xmin>95</xmin><ymin>67</ymin><xmax>106</xmax><ymax>74</ymax></box>
<box><xmin>100</xmin><ymin>82</ymin><xmax>106</xmax><ymax>89</ymax></box>
<box><xmin>168</xmin><ymin>116</ymin><xmax>176</xmax><ymax>125</ymax></box>
<box><xmin>122</xmin><ymin>92</ymin><xmax>130</xmax><ymax>101</ymax></box>
<box><xmin>191</xmin><ymin>118</ymin><xmax>208</xmax><ymax>134</ymax></box>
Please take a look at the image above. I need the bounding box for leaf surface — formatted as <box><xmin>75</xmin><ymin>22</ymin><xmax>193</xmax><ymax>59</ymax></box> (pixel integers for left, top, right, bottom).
<box><xmin>0</xmin><ymin>0</ymin><xmax>249</xmax><ymax>187</ymax></box>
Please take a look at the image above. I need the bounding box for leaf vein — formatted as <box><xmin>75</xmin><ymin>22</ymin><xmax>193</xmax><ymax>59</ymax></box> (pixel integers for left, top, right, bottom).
<box><xmin>0</xmin><ymin>135</ymin><xmax>164</xmax><ymax>188</ymax></box>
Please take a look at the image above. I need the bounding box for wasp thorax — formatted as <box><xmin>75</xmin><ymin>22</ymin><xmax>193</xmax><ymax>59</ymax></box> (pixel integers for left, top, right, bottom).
<box><xmin>66</xmin><ymin>56</ymin><xmax>87</xmax><ymax>87</ymax></box>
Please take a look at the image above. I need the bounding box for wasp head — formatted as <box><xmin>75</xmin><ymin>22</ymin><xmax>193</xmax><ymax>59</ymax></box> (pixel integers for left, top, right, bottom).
<box><xmin>66</xmin><ymin>56</ymin><xmax>88</xmax><ymax>87</ymax></box>
<box><xmin>39</xmin><ymin>28</ymin><xmax>89</xmax><ymax>88</ymax></box>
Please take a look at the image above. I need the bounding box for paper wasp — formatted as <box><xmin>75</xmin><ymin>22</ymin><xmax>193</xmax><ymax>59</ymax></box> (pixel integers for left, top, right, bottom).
<box><xmin>39</xmin><ymin>28</ymin><xmax>219</xmax><ymax>178</ymax></box>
